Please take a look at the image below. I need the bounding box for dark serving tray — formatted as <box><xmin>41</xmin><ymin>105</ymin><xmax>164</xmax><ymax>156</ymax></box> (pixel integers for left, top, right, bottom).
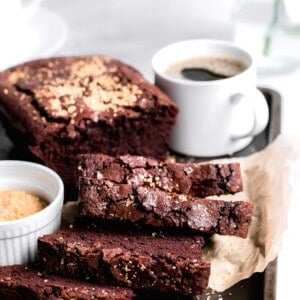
<box><xmin>0</xmin><ymin>87</ymin><xmax>281</xmax><ymax>300</ymax></box>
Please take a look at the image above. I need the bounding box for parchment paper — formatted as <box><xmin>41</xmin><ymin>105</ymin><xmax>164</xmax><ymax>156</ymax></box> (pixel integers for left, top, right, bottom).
<box><xmin>62</xmin><ymin>134</ymin><xmax>300</xmax><ymax>292</ymax></box>
<box><xmin>205</xmin><ymin>134</ymin><xmax>300</xmax><ymax>291</ymax></box>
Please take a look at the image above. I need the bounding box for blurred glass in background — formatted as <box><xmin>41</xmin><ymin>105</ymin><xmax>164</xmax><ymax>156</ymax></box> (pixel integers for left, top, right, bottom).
<box><xmin>0</xmin><ymin>0</ymin><xmax>67</xmax><ymax>71</ymax></box>
<box><xmin>232</xmin><ymin>0</ymin><xmax>300</xmax><ymax>73</ymax></box>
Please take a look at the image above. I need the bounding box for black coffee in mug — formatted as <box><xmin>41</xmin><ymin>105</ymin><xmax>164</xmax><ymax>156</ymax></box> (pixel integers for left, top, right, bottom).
<box><xmin>166</xmin><ymin>56</ymin><xmax>247</xmax><ymax>81</ymax></box>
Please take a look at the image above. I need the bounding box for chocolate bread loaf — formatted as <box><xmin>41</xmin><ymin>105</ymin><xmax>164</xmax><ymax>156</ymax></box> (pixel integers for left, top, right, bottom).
<box><xmin>38</xmin><ymin>229</ymin><xmax>210</xmax><ymax>296</ymax></box>
<box><xmin>0</xmin><ymin>56</ymin><xmax>178</xmax><ymax>186</ymax></box>
<box><xmin>79</xmin><ymin>178</ymin><xmax>254</xmax><ymax>238</ymax></box>
<box><xmin>77</xmin><ymin>154</ymin><xmax>243</xmax><ymax>197</ymax></box>
<box><xmin>0</xmin><ymin>264</ymin><xmax>136</xmax><ymax>300</ymax></box>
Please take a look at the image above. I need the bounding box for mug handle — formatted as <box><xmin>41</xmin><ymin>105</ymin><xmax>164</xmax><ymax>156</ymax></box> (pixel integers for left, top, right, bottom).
<box><xmin>230</xmin><ymin>89</ymin><xmax>269</xmax><ymax>139</ymax></box>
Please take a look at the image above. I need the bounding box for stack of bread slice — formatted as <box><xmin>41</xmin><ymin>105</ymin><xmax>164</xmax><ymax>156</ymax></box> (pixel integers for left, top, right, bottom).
<box><xmin>0</xmin><ymin>154</ymin><xmax>254</xmax><ymax>299</ymax></box>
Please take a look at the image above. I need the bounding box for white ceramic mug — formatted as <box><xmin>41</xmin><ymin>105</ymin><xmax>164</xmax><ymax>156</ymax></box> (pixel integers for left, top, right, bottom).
<box><xmin>152</xmin><ymin>39</ymin><xmax>269</xmax><ymax>157</ymax></box>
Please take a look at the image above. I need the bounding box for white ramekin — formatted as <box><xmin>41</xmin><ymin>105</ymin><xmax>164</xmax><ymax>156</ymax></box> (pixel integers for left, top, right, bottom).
<box><xmin>0</xmin><ymin>160</ymin><xmax>64</xmax><ymax>266</ymax></box>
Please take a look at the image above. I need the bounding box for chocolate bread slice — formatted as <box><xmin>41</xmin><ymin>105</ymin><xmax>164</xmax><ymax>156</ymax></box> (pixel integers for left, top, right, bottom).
<box><xmin>79</xmin><ymin>178</ymin><xmax>254</xmax><ymax>238</ymax></box>
<box><xmin>0</xmin><ymin>56</ymin><xmax>178</xmax><ymax>187</ymax></box>
<box><xmin>38</xmin><ymin>229</ymin><xmax>210</xmax><ymax>296</ymax></box>
<box><xmin>77</xmin><ymin>154</ymin><xmax>243</xmax><ymax>197</ymax></box>
<box><xmin>0</xmin><ymin>264</ymin><xmax>135</xmax><ymax>300</ymax></box>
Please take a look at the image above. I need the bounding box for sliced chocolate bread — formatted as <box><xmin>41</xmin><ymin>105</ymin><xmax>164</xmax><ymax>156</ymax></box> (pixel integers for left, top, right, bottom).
<box><xmin>77</xmin><ymin>154</ymin><xmax>243</xmax><ymax>197</ymax></box>
<box><xmin>38</xmin><ymin>229</ymin><xmax>210</xmax><ymax>296</ymax></box>
<box><xmin>0</xmin><ymin>264</ymin><xmax>136</xmax><ymax>300</ymax></box>
<box><xmin>78</xmin><ymin>178</ymin><xmax>253</xmax><ymax>238</ymax></box>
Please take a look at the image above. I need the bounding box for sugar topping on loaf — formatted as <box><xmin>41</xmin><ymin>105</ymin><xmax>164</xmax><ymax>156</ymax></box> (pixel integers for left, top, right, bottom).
<box><xmin>6</xmin><ymin>56</ymin><xmax>147</xmax><ymax>120</ymax></box>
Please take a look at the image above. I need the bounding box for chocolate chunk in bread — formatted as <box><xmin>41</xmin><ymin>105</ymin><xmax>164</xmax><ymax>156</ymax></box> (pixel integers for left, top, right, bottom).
<box><xmin>38</xmin><ymin>229</ymin><xmax>210</xmax><ymax>296</ymax></box>
<box><xmin>0</xmin><ymin>56</ymin><xmax>178</xmax><ymax>187</ymax></box>
<box><xmin>77</xmin><ymin>154</ymin><xmax>243</xmax><ymax>197</ymax></box>
<box><xmin>79</xmin><ymin>178</ymin><xmax>253</xmax><ymax>238</ymax></box>
<box><xmin>0</xmin><ymin>264</ymin><xmax>136</xmax><ymax>300</ymax></box>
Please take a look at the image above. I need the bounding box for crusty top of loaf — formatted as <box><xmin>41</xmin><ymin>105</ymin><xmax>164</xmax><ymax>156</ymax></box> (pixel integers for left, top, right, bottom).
<box><xmin>0</xmin><ymin>56</ymin><xmax>177</xmax><ymax>136</ymax></box>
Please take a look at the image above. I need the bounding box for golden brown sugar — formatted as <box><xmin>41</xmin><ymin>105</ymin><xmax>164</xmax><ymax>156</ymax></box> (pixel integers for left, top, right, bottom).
<box><xmin>0</xmin><ymin>190</ymin><xmax>48</xmax><ymax>222</ymax></box>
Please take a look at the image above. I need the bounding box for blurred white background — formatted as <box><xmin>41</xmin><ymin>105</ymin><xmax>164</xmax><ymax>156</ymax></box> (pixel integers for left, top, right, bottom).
<box><xmin>44</xmin><ymin>0</ymin><xmax>234</xmax><ymax>79</ymax></box>
<box><xmin>0</xmin><ymin>0</ymin><xmax>234</xmax><ymax>78</ymax></box>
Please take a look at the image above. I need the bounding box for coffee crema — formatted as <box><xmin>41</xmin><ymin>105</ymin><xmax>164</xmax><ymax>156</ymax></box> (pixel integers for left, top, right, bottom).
<box><xmin>165</xmin><ymin>56</ymin><xmax>247</xmax><ymax>81</ymax></box>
